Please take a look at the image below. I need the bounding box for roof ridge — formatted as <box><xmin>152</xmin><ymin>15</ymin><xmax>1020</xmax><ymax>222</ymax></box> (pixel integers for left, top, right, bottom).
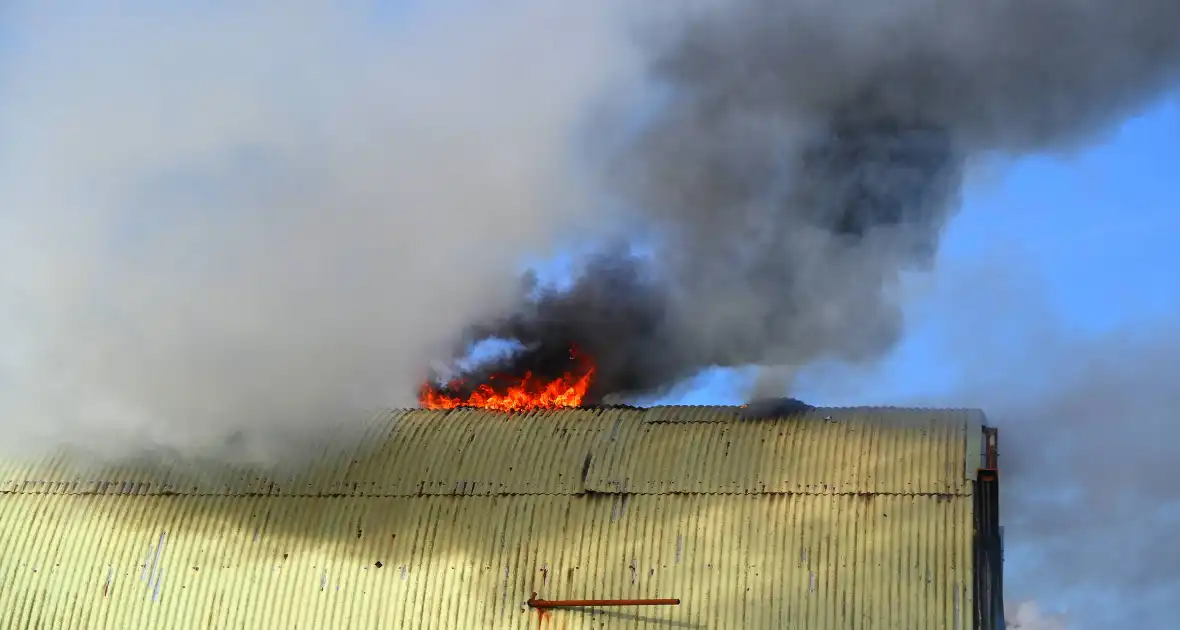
<box><xmin>391</xmin><ymin>404</ymin><xmax>985</xmax><ymax>412</ymax></box>
<box><xmin>0</xmin><ymin>488</ymin><xmax>974</xmax><ymax>498</ymax></box>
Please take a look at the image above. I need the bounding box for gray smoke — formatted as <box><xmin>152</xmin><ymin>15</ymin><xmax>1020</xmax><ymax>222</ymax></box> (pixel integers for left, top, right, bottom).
<box><xmin>626</xmin><ymin>0</ymin><xmax>1180</xmax><ymax>382</ymax></box>
<box><xmin>0</xmin><ymin>0</ymin><xmax>641</xmax><ymax>463</ymax></box>
<box><xmin>3</xmin><ymin>0</ymin><xmax>1178</xmax><ymax>474</ymax></box>
<box><xmin>436</xmin><ymin>0</ymin><xmax>1180</xmax><ymax>403</ymax></box>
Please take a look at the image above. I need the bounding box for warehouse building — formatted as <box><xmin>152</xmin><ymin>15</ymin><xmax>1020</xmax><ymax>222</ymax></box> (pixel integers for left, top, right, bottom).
<box><xmin>0</xmin><ymin>405</ymin><xmax>1003</xmax><ymax>629</ymax></box>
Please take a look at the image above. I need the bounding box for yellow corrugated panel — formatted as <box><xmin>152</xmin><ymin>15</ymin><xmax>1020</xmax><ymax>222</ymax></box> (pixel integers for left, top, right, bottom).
<box><xmin>346</xmin><ymin>408</ymin><xmax>617</xmax><ymax>496</ymax></box>
<box><xmin>0</xmin><ymin>406</ymin><xmax>975</xmax><ymax>498</ymax></box>
<box><xmin>0</xmin><ymin>492</ymin><xmax>973</xmax><ymax>629</ymax></box>
<box><xmin>586</xmin><ymin>407</ymin><xmax>972</xmax><ymax>495</ymax></box>
<box><xmin>0</xmin><ymin>408</ymin><xmax>608</xmax><ymax>497</ymax></box>
<box><xmin>0</xmin><ymin>406</ymin><xmax>982</xmax><ymax>629</ymax></box>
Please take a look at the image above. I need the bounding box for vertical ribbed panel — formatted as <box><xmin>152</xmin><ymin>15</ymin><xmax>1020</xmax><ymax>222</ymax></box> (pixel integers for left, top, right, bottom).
<box><xmin>587</xmin><ymin>408</ymin><xmax>970</xmax><ymax>494</ymax></box>
<box><xmin>0</xmin><ymin>406</ymin><xmax>974</xmax><ymax>497</ymax></box>
<box><xmin>0</xmin><ymin>406</ymin><xmax>985</xmax><ymax>628</ymax></box>
<box><xmin>0</xmin><ymin>493</ymin><xmax>973</xmax><ymax>629</ymax></box>
<box><xmin>356</xmin><ymin>408</ymin><xmax>616</xmax><ymax>495</ymax></box>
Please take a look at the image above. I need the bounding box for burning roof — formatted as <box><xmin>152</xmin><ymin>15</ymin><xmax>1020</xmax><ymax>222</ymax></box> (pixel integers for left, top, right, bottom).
<box><xmin>418</xmin><ymin>346</ymin><xmax>595</xmax><ymax>411</ymax></box>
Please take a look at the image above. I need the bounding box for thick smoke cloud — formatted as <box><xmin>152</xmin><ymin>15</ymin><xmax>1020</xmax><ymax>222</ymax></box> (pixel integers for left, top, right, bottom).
<box><xmin>0</xmin><ymin>0</ymin><xmax>640</xmax><ymax>463</ymax></box>
<box><xmin>439</xmin><ymin>0</ymin><xmax>1180</xmax><ymax>402</ymax></box>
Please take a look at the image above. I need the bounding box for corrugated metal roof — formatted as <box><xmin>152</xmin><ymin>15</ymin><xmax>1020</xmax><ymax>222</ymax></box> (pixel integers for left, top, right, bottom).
<box><xmin>0</xmin><ymin>405</ymin><xmax>979</xmax><ymax>497</ymax></box>
<box><xmin>0</xmin><ymin>405</ymin><xmax>983</xmax><ymax>629</ymax></box>
<box><xmin>584</xmin><ymin>407</ymin><xmax>974</xmax><ymax>495</ymax></box>
<box><xmin>0</xmin><ymin>493</ymin><xmax>974</xmax><ymax>629</ymax></box>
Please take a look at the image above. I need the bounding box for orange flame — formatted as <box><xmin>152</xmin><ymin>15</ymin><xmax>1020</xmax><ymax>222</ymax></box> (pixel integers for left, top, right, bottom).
<box><xmin>418</xmin><ymin>349</ymin><xmax>595</xmax><ymax>412</ymax></box>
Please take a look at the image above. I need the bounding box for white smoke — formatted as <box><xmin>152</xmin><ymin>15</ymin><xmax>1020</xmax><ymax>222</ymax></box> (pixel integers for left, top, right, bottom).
<box><xmin>0</xmin><ymin>0</ymin><xmax>641</xmax><ymax>463</ymax></box>
<box><xmin>1008</xmin><ymin>601</ymin><xmax>1069</xmax><ymax>630</ymax></box>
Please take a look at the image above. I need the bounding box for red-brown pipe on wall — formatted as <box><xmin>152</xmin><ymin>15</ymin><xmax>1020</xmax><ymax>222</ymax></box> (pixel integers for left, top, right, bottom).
<box><xmin>527</xmin><ymin>593</ymin><xmax>681</xmax><ymax>608</ymax></box>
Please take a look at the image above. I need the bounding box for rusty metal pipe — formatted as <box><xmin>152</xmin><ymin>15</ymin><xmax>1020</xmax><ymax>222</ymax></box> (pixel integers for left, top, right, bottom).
<box><xmin>527</xmin><ymin>592</ymin><xmax>680</xmax><ymax>608</ymax></box>
<box><xmin>983</xmin><ymin>426</ymin><xmax>1000</xmax><ymax>470</ymax></box>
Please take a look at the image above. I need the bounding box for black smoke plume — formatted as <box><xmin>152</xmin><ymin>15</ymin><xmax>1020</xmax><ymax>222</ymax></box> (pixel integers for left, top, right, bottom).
<box><xmin>427</xmin><ymin>0</ymin><xmax>1180</xmax><ymax>403</ymax></box>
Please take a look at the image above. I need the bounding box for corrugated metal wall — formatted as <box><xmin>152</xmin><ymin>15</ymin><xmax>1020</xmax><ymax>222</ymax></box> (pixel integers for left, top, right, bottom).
<box><xmin>0</xmin><ymin>406</ymin><xmax>980</xmax><ymax>629</ymax></box>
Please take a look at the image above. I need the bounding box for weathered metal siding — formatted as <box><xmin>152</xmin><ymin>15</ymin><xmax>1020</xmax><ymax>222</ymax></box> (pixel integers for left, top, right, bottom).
<box><xmin>0</xmin><ymin>493</ymin><xmax>973</xmax><ymax>629</ymax></box>
<box><xmin>0</xmin><ymin>406</ymin><xmax>980</xmax><ymax>629</ymax></box>
<box><xmin>585</xmin><ymin>408</ymin><xmax>972</xmax><ymax>495</ymax></box>
<box><xmin>0</xmin><ymin>406</ymin><xmax>977</xmax><ymax>497</ymax></box>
